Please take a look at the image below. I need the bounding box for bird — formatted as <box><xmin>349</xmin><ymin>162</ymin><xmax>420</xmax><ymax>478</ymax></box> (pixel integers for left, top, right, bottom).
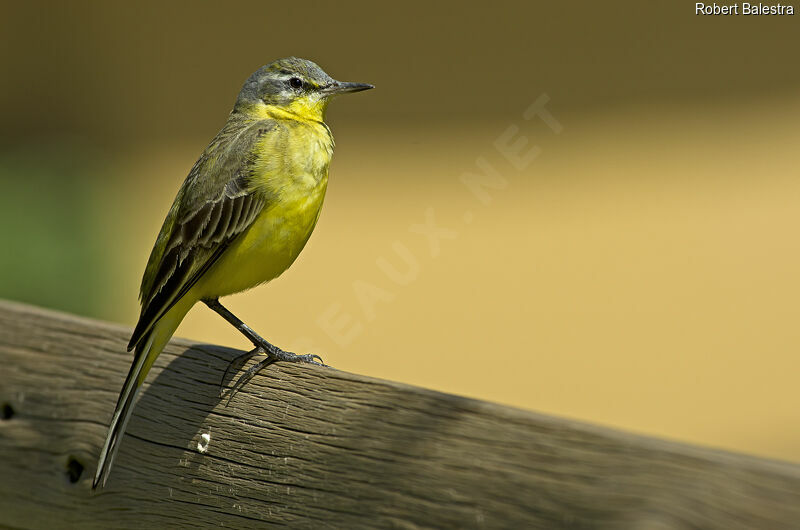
<box><xmin>93</xmin><ymin>57</ymin><xmax>373</xmax><ymax>489</ymax></box>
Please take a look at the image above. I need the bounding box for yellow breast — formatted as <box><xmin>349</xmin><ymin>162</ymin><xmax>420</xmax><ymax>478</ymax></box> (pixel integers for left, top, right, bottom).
<box><xmin>195</xmin><ymin>114</ymin><xmax>333</xmax><ymax>298</ymax></box>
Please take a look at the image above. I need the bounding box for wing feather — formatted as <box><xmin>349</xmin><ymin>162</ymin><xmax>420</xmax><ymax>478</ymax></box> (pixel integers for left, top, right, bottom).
<box><xmin>128</xmin><ymin>118</ymin><xmax>277</xmax><ymax>351</ymax></box>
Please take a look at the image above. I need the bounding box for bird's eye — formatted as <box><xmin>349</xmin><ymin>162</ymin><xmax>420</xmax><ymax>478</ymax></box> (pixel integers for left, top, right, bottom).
<box><xmin>288</xmin><ymin>77</ymin><xmax>303</xmax><ymax>89</ymax></box>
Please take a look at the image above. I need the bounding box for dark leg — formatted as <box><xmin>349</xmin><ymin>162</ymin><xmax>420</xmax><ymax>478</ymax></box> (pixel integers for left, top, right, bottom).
<box><xmin>203</xmin><ymin>298</ymin><xmax>325</xmax><ymax>373</ymax></box>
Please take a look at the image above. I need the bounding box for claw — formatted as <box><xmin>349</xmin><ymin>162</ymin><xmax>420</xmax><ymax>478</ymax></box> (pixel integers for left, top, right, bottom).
<box><xmin>301</xmin><ymin>353</ymin><xmax>327</xmax><ymax>367</ymax></box>
<box><xmin>220</xmin><ymin>346</ymin><xmax>328</xmax><ymax>404</ymax></box>
<box><xmin>205</xmin><ymin>299</ymin><xmax>330</xmax><ymax>400</ymax></box>
<box><xmin>225</xmin><ymin>356</ymin><xmax>277</xmax><ymax>405</ymax></box>
<box><xmin>275</xmin><ymin>352</ymin><xmax>327</xmax><ymax>366</ymax></box>
<box><xmin>219</xmin><ymin>347</ymin><xmax>263</xmax><ymax>398</ymax></box>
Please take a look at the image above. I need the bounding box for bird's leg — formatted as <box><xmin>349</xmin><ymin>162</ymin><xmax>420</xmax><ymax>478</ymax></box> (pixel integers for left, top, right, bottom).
<box><xmin>203</xmin><ymin>298</ymin><xmax>326</xmax><ymax>366</ymax></box>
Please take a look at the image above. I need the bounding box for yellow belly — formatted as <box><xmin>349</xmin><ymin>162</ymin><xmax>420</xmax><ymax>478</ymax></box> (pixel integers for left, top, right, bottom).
<box><xmin>193</xmin><ymin>178</ymin><xmax>327</xmax><ymax>299</ymax></box>
<box><xmin>191</xmin><ymin>111</ymin><xmax>333</xmax><ymax>301</ymax></box>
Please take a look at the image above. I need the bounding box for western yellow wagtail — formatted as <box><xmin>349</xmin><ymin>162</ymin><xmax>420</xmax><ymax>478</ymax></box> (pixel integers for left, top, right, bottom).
<box><xmin>94</xmin><ymin>57</ymin><xmax>372</xmax><ymax>488</ymax></box>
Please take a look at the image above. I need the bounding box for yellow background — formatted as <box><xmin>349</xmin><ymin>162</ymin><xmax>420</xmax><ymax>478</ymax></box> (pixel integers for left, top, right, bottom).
<box><xmin>1</xmin><ymin>2</ymin><xmax>798</xmax><ymax>462</ymax></box>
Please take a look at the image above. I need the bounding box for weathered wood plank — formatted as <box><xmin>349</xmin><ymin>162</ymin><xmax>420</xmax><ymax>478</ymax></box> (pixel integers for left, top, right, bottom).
<box><xmin>0</xmin><ymin>299</ymin><xmax>798</xmax><ymax>529</ymax></box>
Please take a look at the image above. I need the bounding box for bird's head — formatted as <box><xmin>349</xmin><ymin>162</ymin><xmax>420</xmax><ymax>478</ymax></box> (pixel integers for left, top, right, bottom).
<box><xmin>234</xmin><ymin>57</ymin><xmax>373</xmax><ymax>121</ymax></box>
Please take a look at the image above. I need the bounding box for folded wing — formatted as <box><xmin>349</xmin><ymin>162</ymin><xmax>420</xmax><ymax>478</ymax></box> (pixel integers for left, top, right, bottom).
<box><xmin>128</xmin><ymin>119</ymin><xmax>276</xmax><ymax>351</ymax></box>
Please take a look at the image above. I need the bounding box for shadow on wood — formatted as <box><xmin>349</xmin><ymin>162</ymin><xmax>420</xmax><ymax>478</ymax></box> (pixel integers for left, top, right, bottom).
<box><xmin>1</xmin><ymin>299</ymin><xmax>799</xmax><ymax>529</ymax></box>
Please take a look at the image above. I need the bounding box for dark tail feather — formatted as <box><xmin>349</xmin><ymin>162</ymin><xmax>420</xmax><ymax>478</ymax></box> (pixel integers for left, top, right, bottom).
<box><xmin>93</xmin><ymin>332</ymin><xmax>153</xmax><ymax>489</ymax></box>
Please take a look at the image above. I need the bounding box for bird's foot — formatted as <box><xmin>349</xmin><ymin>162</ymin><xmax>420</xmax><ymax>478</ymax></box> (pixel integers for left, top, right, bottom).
<box><xmin>249</xmin><ymin>335</ymin><xmax>325</xmax><ymax>366</ymax></box>
<box><xmin>219</xmin><ymin>342</ymin><xmax>327</xmax><ymax>401</ymax></box>
<box><xmin>264</xmin><ymin>347</ymin><xmax>326</xmax><ymax>366</ymax></box>
<box><xmin>219</xmin><ymin>347</ymin><xmax>264</xmax><ymax>397</ymax></box>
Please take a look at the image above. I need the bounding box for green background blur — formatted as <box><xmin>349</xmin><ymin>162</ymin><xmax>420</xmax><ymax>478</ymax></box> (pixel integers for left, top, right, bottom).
<box><xmin>1</xmin><ymin>2</ymin><xmax>799</xmax><ymax>462</ymax></box>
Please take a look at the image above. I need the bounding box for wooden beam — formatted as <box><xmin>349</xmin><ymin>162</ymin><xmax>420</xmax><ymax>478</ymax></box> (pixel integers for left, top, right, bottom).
<box><xmin>0</xmin><ymin>299</ymin><xmax>798</xmax><ymax>528</ymax></box>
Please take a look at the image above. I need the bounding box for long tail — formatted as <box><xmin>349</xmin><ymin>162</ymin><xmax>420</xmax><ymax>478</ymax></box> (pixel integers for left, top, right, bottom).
<box><xmin>93</xmin><ymin>304</ymin><xmax>188</xmax><ymax>489</ymax></box>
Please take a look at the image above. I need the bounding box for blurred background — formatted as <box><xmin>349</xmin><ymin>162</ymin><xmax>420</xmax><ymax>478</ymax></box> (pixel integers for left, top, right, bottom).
<box><xmin>1</xmin><ymin>2</ymin><xmax>798</xmax><ymax>462</ymax></box>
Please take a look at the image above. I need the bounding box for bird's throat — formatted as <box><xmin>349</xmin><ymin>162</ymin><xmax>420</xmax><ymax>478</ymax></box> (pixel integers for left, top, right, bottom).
<box><xmin>260</xmin><ymin>98</ymin><xmax>329</xmax><ymax>124</ymax></box>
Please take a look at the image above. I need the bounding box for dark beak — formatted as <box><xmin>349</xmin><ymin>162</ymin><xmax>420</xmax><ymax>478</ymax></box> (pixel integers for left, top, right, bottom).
<box><xmin>319</xmin><ymin>81</ymin><xmax>374</xmax><ymax>96</ymax></box>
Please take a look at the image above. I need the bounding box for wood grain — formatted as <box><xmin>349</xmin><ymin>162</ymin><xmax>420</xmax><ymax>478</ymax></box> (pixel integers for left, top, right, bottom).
<box><xmin>0</xmin><ymin>299</ymin><xmax>798</xmax><ymax>529</ymax></box>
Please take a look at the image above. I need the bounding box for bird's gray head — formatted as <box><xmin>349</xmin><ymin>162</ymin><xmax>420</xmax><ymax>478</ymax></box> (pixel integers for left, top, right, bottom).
<box><xmin>234</xmin><ymin>57</ymin><xmax>373</xmax><ymax>120</ymax></box>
